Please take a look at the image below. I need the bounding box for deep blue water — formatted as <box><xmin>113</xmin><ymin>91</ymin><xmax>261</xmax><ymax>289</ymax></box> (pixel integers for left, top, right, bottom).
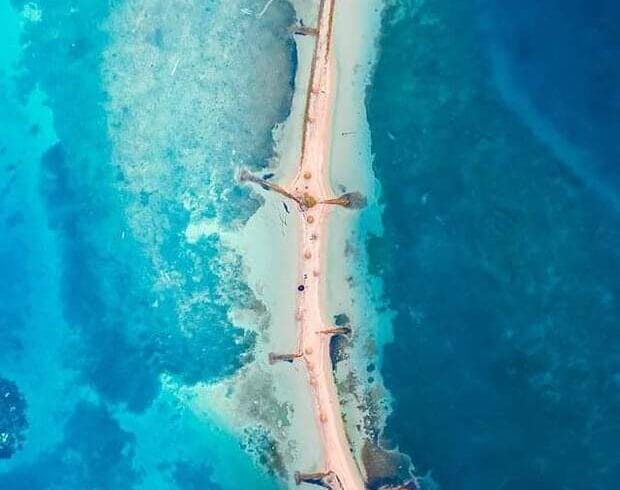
<box><xmin>368</xmin><ymin>1</ymin><xmax>620</xmax><ymax>489</ymax></box>
<box><xmin>479</xmin><ymin>0</ymin><xmax>620</xmax><ymax>194</ymax></box>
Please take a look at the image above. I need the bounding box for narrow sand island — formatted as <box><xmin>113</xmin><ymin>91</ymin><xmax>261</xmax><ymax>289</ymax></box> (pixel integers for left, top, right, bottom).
<box><xmin>242</xmin><ymin>0</ymin><xmax>365</xmax><ymax>488</ymax></box>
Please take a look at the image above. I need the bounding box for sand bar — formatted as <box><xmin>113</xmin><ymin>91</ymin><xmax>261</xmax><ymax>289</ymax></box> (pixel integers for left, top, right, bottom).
<box><xmin>246</xmin><ymin>0</ymin><xmax>366</xmax><ymax>488</ymax></box>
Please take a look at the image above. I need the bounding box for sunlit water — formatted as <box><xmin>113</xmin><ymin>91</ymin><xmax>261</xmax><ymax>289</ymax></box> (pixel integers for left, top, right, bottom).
<box><xmin>0</xmin><ymin>1</ymin><xmax>295</xmax><ymax>488</ymax></box>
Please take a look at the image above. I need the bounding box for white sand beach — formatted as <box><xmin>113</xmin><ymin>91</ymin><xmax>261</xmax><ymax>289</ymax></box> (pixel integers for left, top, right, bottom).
<box><xmin>189</xmin><ymin>1</ymin><xmax>388</xmax><ymax>487</ymax></box>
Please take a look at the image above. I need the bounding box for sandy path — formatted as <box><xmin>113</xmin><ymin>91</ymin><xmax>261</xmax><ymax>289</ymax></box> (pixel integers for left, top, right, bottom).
<box><xmin>241</xmin><ymin>0</ymin><xmax>365</xmax><ymax>486</ymax></box>
<box><xmin>287</xmin><ymin>0</ymin><xmax>365</xmax><ymax>488</ymax></box>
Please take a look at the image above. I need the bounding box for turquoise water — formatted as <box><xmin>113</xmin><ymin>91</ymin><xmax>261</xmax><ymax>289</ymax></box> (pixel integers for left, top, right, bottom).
<box><xmin>0</xmin><ymin>0</ymin><xmax>295</xmax><ymax>487</ymax></box>
<box><xmin>4</xmin><ymin>0</ymin><xmax>619</xmax><ymax>488</ymax></box>
<box><xmin>368</xmin><ymin>1</ymin><xmax>620</xmax><ymax>489</ymax></box>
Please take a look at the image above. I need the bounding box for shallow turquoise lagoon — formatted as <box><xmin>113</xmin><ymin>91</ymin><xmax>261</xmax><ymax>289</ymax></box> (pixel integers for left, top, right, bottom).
<box><xmin>0</xmin><ymin>1</ymin><xmax>295</xmax><ymax>488</ymax></box>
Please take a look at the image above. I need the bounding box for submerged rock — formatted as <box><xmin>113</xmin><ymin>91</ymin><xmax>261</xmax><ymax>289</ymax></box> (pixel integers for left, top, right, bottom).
<box><xmin>334</xmin><ymin>313</ymin><xmax>351</xmax><ymax>326</ymax></box>
<box><xmin>0</xmin><ymin>377</ymin><xmax>28</xmax><ymax>459</ymax></box>
<box><xmin>362</xmin><ymin>440</ymin><xmax>417</xmax><ymax>490</ymax></box>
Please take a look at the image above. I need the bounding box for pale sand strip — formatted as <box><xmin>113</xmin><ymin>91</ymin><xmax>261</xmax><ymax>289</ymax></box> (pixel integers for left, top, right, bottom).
<box><xmin>324</xmin><ymin>0</ymin><xmax>393</xmax><ymax>466</ymax></box>
<box><xmin>191</xmin><ymin>0</ymin><xmax>383</xmax><ymax>486</ymax></box>
<box><xmin>283</xmin><ymin>0</ymin><xmax>365</xmax><ymax>488</ymax></box>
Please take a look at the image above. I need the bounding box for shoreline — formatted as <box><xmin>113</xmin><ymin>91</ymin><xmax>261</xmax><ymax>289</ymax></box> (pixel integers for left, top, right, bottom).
<box><xmin>241</xmin><ymin>0</ymin><xmax>368</xmax><ymax>487</ymax></box>
<box><xmin>190</xmin><ymin>0</ymin><xmax>394</xmax><ymax>487</ymax></box>
<box><xmin>284</xmin><ymin>0</ymin><xmax>365</xmax><ymax>487</ymax></box>
<box><xmin>325</xmin><ymin>0</ymin><xmax>393</xmax><ymax>459</ymax></box>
